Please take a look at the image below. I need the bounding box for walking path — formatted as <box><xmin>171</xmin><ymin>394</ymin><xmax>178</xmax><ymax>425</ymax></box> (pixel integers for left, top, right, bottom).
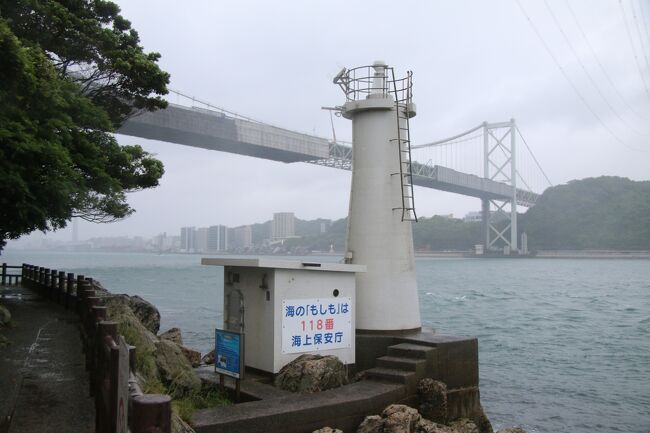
<box><xmin>0</xmin><ymin>285</ymin><xmax>94</xmax><ymax>433</ymax></box>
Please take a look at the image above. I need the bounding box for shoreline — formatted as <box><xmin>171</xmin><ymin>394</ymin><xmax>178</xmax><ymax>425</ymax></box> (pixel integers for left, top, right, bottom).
<box><xmin>5</xmin><ymin>248</ymin><xmax>650</xmax><ymax>260</ymax></box>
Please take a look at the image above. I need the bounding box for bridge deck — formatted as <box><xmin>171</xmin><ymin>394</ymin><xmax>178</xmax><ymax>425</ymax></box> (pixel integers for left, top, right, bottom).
<box><xmin>118</xmin><ymin>104</ymin><xmax>538</xmax><ymax>206</ymax></box>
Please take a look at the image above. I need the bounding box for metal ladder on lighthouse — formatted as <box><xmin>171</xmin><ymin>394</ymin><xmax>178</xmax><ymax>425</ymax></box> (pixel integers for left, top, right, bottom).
<box><xmin>390</xmin><ymin>69</ymin><xmax>418</xmax><ymax>222</ymax></box>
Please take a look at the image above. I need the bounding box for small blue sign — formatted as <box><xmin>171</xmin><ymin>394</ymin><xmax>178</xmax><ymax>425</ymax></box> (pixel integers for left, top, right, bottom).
<box><xmin>214</xmin><ymin>329</ymin><xmax>244</xmax><ymax>379</ymax></box>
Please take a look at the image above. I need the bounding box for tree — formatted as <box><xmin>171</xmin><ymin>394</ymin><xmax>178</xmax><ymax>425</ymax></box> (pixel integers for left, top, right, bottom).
<box><xmin>0</xmin><ymin>0</ymin><xmax>170</xmax><ymax>251</ymax></box>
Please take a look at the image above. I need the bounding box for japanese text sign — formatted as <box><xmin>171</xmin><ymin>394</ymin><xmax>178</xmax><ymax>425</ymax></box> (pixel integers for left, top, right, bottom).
<box><xmin>282</xmin><ymin>297</ymin><xmax>352</xmax><ymax>354</ymax></box>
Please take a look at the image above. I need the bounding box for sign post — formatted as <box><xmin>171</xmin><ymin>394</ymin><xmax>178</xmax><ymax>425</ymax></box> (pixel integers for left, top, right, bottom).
<box><xmin>214</xmin><ymin>329</ymin><xmax>244</xmax><ymax>401</ymax></box>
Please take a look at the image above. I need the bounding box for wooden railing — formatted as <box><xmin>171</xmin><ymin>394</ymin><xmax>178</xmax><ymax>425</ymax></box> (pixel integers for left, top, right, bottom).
<box><xmin>20</xmin><ymin>264</ymin><xmax>172</xmax><ymax>433</ymax></box>
<box><xmin>1</xmin><ymin>263</ymin><xmax>23</xmax><ymax>285</ymax></box>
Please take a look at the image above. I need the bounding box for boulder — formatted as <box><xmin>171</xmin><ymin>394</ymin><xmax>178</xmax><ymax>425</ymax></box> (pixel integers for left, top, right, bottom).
<box><xmin>128</xmin><ymin>295</ymin><xmax>161</xmax><ymax>334</ymax></box>
<box><xmin>472</xmin><ymin>406</ymin><xmax>493</xmax><ymax>433</ymax></box>
<box><xmin>104</xmin><ymin>295</ymin><xmax>160</xmax><ymax>385</ymax></box>
<box><xmin>202</xmin><ymin>349</ymin><xmax>215</xmax><ymax>365</ymax></box>
<box><xmin>449</xmin><ymin>419</ymin><xmax>479</xmax><ymax>433</ymax></box>
<box><xmin>180</xmin><ymin>346</ymin><xmax>202</xmax><ymax>368</ymax></box>
<box><xmin>160</xmin><ymin>327</ymin><xmax>183</xmax><ymax>345</ymax></box>
<box><xmin>495</xmin><ymin>429</ymin><xmax>526</xmax><ymax>433</ymax></box>
<box><xmin>312</xmin><ymin>428</ymin><xmax>343</xmax><ymax>433</ymax></box>
<box><xmin>274</xmin><ymin>354</ymin><xmax>347</xmax><ymax>393</ymax></box>
<box><xmin>357</xmin><ymin>405</ymin><xmax>457</xmax><ymax>433</ymax></box>
<box><xmin>356</xmin><ymin>415</ymin><xmax>384</xmax><ymax>433</ymax></box>
<box><xmin>159</xmin><ymin>327</ymin><xmax>201</xmax><ymax>367</ymax></box>
<box><xmin>416</xmin><ymin>419</ymin><xmax>457</xmax><ymax>433</ymax></box>
<box><xmin>155</xmin><ymin>339</ymin><xmax>201</xmax><ymax>398</ymax></box>
<box><xmin>0</xmin><ymin>304</ymin><xmax>11</xmax><ymax>327</ymax></box>
<box><xmin>418</xmin><ymin>379</ymin><xmax>447</xmax><ymax>424</ymax></box>
<box><xmin>0</xmin><ymin>334</ymin><xmax>10</xmax><ymax>348</ymax></box>
<box><xmin>382</xmin><ymin>404</ymin><xmax>421</xmax><ymax>433</ymax></box>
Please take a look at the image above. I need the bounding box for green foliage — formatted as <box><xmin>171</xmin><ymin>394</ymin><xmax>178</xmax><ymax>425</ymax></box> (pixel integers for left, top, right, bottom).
<box><xmin>172</xmin><ymin>385</ymin><xmax>230</xmax><ymax>424</ymax></box>
<box><xmin>0</xmin><ymin>1</ymin><xmax>169</xmax><ymax>250</ymax></box>
<box><xmin>519</xmin><ymin>176</ymin><xmax>650</xmax><ymax>250</ymax></box>
<box><xmin>412</xmin><ymin>216</ymin><xmax>482</xmax><ymax>250</ymax></box>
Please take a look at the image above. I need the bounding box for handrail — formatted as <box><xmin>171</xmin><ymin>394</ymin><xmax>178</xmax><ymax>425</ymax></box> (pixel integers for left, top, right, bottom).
<box><xmin>18</xmin><ymin>263</ymin><xmax>172</xmax><ymax>433</ymax></box>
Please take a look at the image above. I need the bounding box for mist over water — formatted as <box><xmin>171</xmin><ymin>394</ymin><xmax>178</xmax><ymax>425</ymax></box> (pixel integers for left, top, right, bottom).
<box><xmin>3</xmin><ymin>251</ymin><xmax>649</xmax><ymax>432</ymax></box>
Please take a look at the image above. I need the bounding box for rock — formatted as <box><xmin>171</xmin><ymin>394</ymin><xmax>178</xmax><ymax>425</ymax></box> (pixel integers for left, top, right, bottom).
<box><xmin>180</xmin><ymin>345</ymin><xmax>201</xmax><ymax>368</ymax></box>
<box><xmin>418</xmin><ymin>379</ymin><xmax>447</xmax><ymax>424</ymax></box>
<box><xmin>128</xmin><ymin>295</ymin><xmax>161</xmax><ymax>334</ymax></box>
<box><xmin>449</xmin><ymin>419</ymin><xmax>479</xmax><ymax>433</ymax></box>
<box><xmin>159</xmin><ymin>328</ymin><xmax>201</xmax><ymax>367</ymax></box>
<box><xmin>104</xmin><ymin>295</ymin><xmax>160</xmax><ymax>385</ymax></box>
<box><xmin>356</xmin><ymin>415</ymin><xmax>384</xmax><ymax>433</ymax></box>
<box><xmin>274</xmin><ymin>354</ymin><xmax>347</xmax><ymax>393</ymax></box>
<box><xmin>495</xmin><ymin>429</ymin><xmax>526</xmax><ymax>433</ymax></box>
<box><xmin>155</xmin><ymin>339</ymin><xmax>201</xmax><ymax>398</ymax></box>
<box><xmin>160</xmin><ymin>327</ymin><xmax>183</xmax><ymax>345</ymax></box>
<box><xmin>104</xmin><ymin>296</ymin><xmax>157</xmax><ymax>353</ymax></box>
<box><xmin>416</xmin><ymin>419</ymin><xmax>457</xmax><ymax>433</ymax></box>
<box><xmin>312</xmin><ymin>428</ymin><xmax>343</xmax><ymax>433</ymax></box>
<box><xmin>202</xmin><ymin>349</ymin><xmax>215</xmax><ymax>365</ymax></box>
<box><xmin>0</xmin><ymin>304</ymin><xmax>11</xmax><ymax>327</ymax></box>
<box><xmin>382</xmin><ymin>404</ymin><xmax>421</xmax><ymax>433</ymax></box>
<box><xmin>472</xmin><ymin>405</ymin><xmax>493</xmax><ymax>433</ymax></box>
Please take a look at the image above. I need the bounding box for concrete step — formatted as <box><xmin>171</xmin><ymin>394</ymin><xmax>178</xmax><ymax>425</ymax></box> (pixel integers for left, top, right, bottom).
<box><xmin>387</xmin><ymin>343</ymin><xmax>435</xmax><ymax>359</ymax></box>
<box><xmin>364</xmin><ymin>367</ymin><xmax>418</xmax><ymax>387</ymax></box>
<box><xmin>376</xmin><ymin>355</ymin><xmax>426</xmax><ymax>374</ymax></box>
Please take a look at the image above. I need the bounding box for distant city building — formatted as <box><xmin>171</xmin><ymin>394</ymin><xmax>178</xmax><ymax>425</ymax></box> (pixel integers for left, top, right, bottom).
<box><xmin>195</xmin><ymin>227</ymin><xmax>209</xmax><ymax>252</ymax></box>
<box><xmin>207</xmin><ymin>225</ymin><xmax>228</xmax><ymax>251</ymax></box>
<box><xmin>319</xmin><ymin>219</ymin><xmax>331</xmax><ymax>234</ymax></box>
<box><xmin>464</xmin><ymin>212</ymin><xmax>482</xmax><ymax>223</ymax></box>
<box><xmin>229</xmin><ymin>225</ymin><xmax>253</xmax><ymax>250</ymax></box>
<box><xmin>180</xmin><ymin>226</ymin><xmax>196</xmax><ymax>252</ymax></box>
<box><xmin>463</xmin><ymin>211</ymin><xmax>509</xmax><ymax>223</ymax></box>
<box><xmin>271</xmin><ymin>212</ymin><xmax>295</xmax><ymax>240</ymax></box>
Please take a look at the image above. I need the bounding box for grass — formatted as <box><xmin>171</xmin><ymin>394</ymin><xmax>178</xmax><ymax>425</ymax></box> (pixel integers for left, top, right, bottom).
<box><xmin>172</xmin><ymin>385</ymin><xmax>230</xmax><ymax>424</ymax></box>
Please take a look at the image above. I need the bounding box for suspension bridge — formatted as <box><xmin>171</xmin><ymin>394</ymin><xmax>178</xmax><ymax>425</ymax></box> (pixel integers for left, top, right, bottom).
<box><xmin>117</xmin><ymin>90</ymin><xmax>552</xmax><ymax>254</ymax></box>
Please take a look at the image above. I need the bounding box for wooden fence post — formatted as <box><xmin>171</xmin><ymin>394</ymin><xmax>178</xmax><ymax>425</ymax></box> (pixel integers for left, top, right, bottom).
<box><xmin>50</xmin><ymin>269</ymin><xmax>57</xmax><ymax>300</ymax></box>
<box><xmin>66</xmin><ymin>273</ymin><xmax>75</xmax><ymax>308</ymax></box>
<box><xmin>131</xmin><ymin>395</ymin><xmax>172</xmax><ymax>433</ymax></box>
<box><xmin>2</xmin><ymin>263</ymin><xmax>7</xmax><ymax>286</ymax></box>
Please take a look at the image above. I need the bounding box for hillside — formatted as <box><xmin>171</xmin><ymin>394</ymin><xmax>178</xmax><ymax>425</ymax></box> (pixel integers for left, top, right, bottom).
<box><xmin>519</xmin><ymin>176</ymin><xmax>650</xmax><ymax>250</ymax></box>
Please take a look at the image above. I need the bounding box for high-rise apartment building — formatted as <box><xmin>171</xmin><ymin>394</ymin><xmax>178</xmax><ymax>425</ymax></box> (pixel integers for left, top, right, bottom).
<box><xmin>195</xmin><ymin>227</ymin><xmax>209</xmax><ymax>252</ymax></box>
<box><xmin>207</xmin><ymin>225</ymin><xmax>228</xmax><ymax>251</ymax></box>
<box><xmin>229</xmin><ymin>225</ymin><xmax>253</xmax><ymax>250</ymax></box>
<box><xmin>271</xmin><ymin>212</ymin><xmax>295</xmax><ymax>240</ymax></box>
<box><xmin>180</xmin><ymin>227</ymin><xmax>196</xmax><ymax>252</ymax></box>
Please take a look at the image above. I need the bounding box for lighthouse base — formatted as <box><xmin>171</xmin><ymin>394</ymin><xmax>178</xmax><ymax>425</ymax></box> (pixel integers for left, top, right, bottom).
<box><xmin>355</xmin><ymin>327</ymin><xmax>481</xmax><ymax>420</ymax></box>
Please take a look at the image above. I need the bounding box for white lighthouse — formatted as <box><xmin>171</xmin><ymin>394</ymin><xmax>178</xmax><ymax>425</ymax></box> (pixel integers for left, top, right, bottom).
<box><xmin>334</xmin><ymin>61</ymin><xmax>421</xmax><ymax>332</ymax></box>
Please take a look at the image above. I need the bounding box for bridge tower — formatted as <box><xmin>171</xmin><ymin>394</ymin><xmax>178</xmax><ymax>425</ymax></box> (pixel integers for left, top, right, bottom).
<box><xmin>334</xmin><ymin>61</ymin><xmax>421</xmax><ymax>331</ymax></box>
<box><xmin>481</xmin><ymin>119</ymin><xmax>519</xmax><ymax>254</ymax></box>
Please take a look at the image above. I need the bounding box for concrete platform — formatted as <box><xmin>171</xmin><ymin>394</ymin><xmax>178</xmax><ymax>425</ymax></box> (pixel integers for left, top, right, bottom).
<box><xmin>192</xmin><ymin>328</ymin><xmax>481</xmax><ymax>433</ymax></box>
<box><xmin>0</xmin><ymin>286</ymin><xmax>94</xmax><ymax>433</ymax></box>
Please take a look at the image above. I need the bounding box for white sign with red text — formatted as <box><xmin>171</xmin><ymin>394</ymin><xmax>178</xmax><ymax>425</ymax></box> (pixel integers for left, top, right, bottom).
<box><xmin>281</xmin><ymin>297</ymin><xmax>352</xmax><ymax>354</ymax></box>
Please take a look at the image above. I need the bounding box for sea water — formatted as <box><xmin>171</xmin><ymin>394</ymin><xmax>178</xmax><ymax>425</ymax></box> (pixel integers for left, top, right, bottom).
<box><xmin>2</xmin><ymin>250</ymin><xmax>649</xmax><ymax>433</ymax></box>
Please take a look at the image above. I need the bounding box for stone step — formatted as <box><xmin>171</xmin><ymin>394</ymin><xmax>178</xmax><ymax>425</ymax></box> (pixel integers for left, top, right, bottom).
<box><xmin>376</xmin><ymin>355</ymin><xmax>426</xmax><ymax>374</ymax></box>
<box><xmin>364</xmin><ymin>367</ymin><xmax>417</xmax><ymax>386</ymax></box>
<box><xmin>387</xmin><ymin>343</ymin><xmax>435</xmax><ymax>359</ymax></box>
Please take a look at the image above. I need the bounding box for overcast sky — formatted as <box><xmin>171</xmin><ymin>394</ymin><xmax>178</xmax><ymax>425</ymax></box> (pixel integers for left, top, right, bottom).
<box><xmin>15</xmin><ymin>0</ymin><xmax>650</xmax><ymax>242</ymax></box>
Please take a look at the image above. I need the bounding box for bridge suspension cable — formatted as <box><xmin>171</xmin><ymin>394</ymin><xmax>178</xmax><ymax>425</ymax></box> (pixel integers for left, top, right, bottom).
<box><xmin>515</xmin><ymin>0</ymin><xmax>648</xmax><ymax>152</ymax></box>
<box><xmin>515</xmin><ymin>127</ymin><xmax>553</xmax><ymax>188</ymax></box>
<box><xmin>564</xmin><ymin>0</ymin><xmax>650</xmax><ymax>122</ymax></box>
